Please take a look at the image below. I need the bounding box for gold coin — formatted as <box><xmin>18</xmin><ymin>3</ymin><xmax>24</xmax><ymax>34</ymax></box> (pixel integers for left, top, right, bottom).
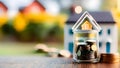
<box><xmin>75</xmin><ymin>6</ymin><xmax>82</xmax><ymax>14</ymax></box>
<box><xmin>100</xmin><ymin>53</ymin><xmax>120</xmax><ymax>63</ymax></box>
<box><xmin>91</xmin><ymin>44</ymin><xmax>97</xmax><ymax>51</ymax></box>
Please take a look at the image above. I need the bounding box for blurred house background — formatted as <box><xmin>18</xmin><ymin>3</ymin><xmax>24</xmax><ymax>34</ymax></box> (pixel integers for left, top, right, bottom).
<box><xmin>0</xmin><ymin>0</ymin><xmax>120</xmax><ymax>55</ymax></box>
<box><xmin>0</xmin><ymin>0</ymin><xmax>72</xmax><ymax>42</ymax></box>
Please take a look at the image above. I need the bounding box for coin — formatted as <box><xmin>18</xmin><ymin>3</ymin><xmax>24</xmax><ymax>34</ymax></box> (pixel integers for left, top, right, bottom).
<box><xmin>100</xmin><ymin>53</ymin><xmax>120</xmax><ymax>63</ymax></box>
<box><xmin>75</xmin><ymin>6</ymin><xmax>82</xmax><ymax>14</ymax></box>
<box><xmin>91</xmin><ymin>44</ymin><xmax>97</xmax><ymax>51</ymax></box>
<box><xmin>58</xmin><ymin>50</ymin><xmax>71</xmax><ymax>58</ymax></box>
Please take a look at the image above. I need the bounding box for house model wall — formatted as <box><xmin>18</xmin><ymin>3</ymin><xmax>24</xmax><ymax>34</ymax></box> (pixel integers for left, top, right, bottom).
<box><xmin>65</xmin><ymin>11</ymin><xmax>118</xmax><ymax>54</ymax></box>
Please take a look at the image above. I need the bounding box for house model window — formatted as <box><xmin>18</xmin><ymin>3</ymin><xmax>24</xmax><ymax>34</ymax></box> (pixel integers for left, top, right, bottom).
<box><xmin>107</xmin><ymin>29</ymin><xmax>111</xmax><ymax>35</ymax></box>
<box><xmin>69</xmin><ymin>29</ymin><xmax>73</xmax><ymax>35</ymax></box>
<box><xmin>106</xmin><ymin>42</ymin><xmax>111</xmax><ymax>53</ymax></box>
<box><xmin>99</xmin><ymin>42</ymin><xmax>102</xmax><ymax>48</ymax></box>
<box><xmin>81</xmin><ymin>20</ymin><xmax>92</xmax><ymax>30</ymax></box>
<box><xmin>99</xmin><ymin>30</ymin><xmax>102</xmax><ymax>35</ymax></box>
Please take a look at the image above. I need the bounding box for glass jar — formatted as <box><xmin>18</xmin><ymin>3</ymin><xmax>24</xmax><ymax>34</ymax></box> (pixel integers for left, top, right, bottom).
<box><xmin>73</xmin><ymin>30</ymin><xmax>100</xmax><ymax>63</ymax></box>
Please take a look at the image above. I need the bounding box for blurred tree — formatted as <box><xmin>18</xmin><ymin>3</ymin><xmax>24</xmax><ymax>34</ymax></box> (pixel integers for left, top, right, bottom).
<box><xmin>101</xmin><ymin>0</ymin><xmax>116</xmax><ymax>10</ymax></box>
<box><xmin>13</xmin><ymin>12</ymin><xmax>28</xmax><ymax>32</ymax></box>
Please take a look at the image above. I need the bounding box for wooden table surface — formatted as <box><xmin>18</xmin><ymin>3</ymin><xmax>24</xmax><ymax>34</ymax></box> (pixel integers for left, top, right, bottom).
<box><xmin>0</xmin><ymin>56</ymin><xmax>120</xmax><ymax>68</ymax></box>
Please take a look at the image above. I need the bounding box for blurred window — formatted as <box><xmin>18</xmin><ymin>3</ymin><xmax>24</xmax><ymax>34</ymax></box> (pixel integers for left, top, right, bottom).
<box><xmin>99</xmin><ymin>42</ymin><xmax>102</xmax><ymax>48</ymax></box>
<box><xmin>99</xmin><ymin>30</ymin><xmax>102</xmax><ymax>35</ymax></box>
<box><xmin>68</xmin><ymin>42</ymin><xmax>73</xmax><ymax>53</ymax></box>
<box><xmin>69</xmin><ymin>28</ymin><xmax>73</xmax><ymax>35</ymax></box>
<box><xmin>107</xmin><ymin>29</ymin><xmax>111</xmax><ymax>35</ymax></box>
<box><xmin>106</xmin><ymin>42</ymin><xmax>111</xmax><ymax>53</ymax></box>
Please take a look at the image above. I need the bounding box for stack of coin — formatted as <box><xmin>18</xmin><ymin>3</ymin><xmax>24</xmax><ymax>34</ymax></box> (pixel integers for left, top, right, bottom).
<box><xmin>58</xmin><ymin>50</ymin><xmax>71</xmax><ymax>58</ymax></box>
<box><xmin>100</xmin><ymin>53</ymin><xmax>120</xmax><ymax>63</ymax></box>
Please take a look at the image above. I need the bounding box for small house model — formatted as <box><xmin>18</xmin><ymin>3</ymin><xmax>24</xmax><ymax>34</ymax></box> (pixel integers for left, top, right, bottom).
<box><xmin>65</xmin><ymin>11</ymin><xmax>118</xmax><ymax>54</ymax></box>
<box><xmin>72</xmin><ymin>11</ymin><xmax>101</xmax><ymax>62</ymax></box>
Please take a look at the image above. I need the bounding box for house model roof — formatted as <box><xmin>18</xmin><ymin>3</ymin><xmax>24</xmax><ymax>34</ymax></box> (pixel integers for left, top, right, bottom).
<box><xmin>72</xmin><ymin>11</ymin><xmax>101</xmax><ymax>32</ymax></box>
<box><xmin>67</xmin><ymin>11</ymin><xmax>115</xmax><ymax>24</ymax></box>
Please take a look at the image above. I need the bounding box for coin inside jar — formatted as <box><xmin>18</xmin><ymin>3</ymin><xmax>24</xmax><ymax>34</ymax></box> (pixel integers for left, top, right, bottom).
<box><xmin>75</xmin><ymin>42</ymin><xmax>96</xmax><ymax>60</ymax></box>
<box><xmin>86</xmin><ymin>40</ymin><xmax>97</xmax><ymax>51</ymax></box>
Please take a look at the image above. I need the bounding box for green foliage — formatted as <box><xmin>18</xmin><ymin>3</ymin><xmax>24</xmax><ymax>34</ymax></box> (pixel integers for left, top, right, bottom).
<box><xmin>1</xmin><ymin>21</ymin><xmax>64</xmax><ymax>42</ymax></box>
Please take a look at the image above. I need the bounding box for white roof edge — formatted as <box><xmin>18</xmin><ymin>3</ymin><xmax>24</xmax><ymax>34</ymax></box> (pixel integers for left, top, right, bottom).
<box><xmin>72</xmin><ymin>11</ymin><xmax>88</xmax><ymax>30</ymax></box>
<box><xmin>72</xmin><ymin>11</ymin><xmax>102</xmax><ymax>32</ymax></box>
<box><xmin>88</xmin><ymin>13</ymin><xmax>102</xmax><ymax>32</ymax></box>
<box><xmin>73</xmin><ymin>15</ymin><xmax>87</xmax><ymax>31</ymax></box>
